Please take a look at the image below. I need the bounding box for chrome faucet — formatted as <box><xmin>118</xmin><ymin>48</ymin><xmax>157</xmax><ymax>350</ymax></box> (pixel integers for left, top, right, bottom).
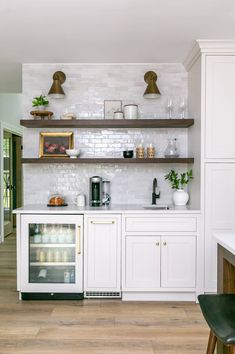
<box><xmin>152</xmin><ymin>178</ymin><xmax>160</xmax><ymax>205</ymax></box>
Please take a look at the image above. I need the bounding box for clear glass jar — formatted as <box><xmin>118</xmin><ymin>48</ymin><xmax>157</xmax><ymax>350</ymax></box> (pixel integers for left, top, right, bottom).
<box><xmin>102</xmin><ymin>180</ymin><xmax>111</xmax><ymax>205</ymax></box>
<box><xmin>164</xmin><ymin>138</ymin><xmax>179</xmax><ymax>157</ymax></box>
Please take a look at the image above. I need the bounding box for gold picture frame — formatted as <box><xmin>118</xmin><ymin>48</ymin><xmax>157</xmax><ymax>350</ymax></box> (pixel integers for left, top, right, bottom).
<box><xmin>39</xmin><ymin>132</ymin><xmax>74</xmax><ymax>157</ymax></box>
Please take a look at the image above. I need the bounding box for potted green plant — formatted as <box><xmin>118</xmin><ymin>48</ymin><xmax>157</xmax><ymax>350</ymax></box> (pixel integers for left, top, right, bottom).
<box><xmin>164</xmin><ymin>169</ymin><xmax>193</xmax><ymax>205</ymax></box>
<box><xmin>32</xmin><ymin>95</ymin><xmax>49</xmax><ymax>111</ymax></box>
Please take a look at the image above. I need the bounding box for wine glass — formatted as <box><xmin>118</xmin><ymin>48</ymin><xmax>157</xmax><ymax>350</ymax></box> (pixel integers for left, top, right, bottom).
<box><xmin>179</xmin><ymin>98</ymin><xmax>187</xmax><ymax>119</ymax></box>
<box><xmin>166</xmin><ymin>98</ymin><xmax>174</xmax><ymax>119</ymax></box>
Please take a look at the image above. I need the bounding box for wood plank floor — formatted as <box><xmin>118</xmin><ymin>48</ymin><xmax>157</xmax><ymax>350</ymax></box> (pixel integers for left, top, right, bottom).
<box><xmin>0</xmin><ymin>234</ymin><xmax>209</xmax><ymax>354</ymax></box>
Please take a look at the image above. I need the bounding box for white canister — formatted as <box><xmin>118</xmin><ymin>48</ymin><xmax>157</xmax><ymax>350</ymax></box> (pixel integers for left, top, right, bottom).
<box><xmin>113</xmin><ymin>111</ymin><xmax>124</xmax><ymax>119</ymax></box>
<box><xmin>124</xmin><ymin>104</ymin><xmax>138</xmax><ymax>119</ymax></box>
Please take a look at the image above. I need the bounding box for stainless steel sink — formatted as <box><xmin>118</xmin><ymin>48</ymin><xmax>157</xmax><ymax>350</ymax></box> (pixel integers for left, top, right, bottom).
<box><xmin>143</xmin><ymin>204</ymin><xmax>169</xmax><ymax>210</ymax></box>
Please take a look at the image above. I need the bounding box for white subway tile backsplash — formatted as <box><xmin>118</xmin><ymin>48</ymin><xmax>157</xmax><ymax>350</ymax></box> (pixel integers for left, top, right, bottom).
<box><xmin>23</xmin><ymin>63</ymin><xmax>189</xmax><ymax>205</ymax></box>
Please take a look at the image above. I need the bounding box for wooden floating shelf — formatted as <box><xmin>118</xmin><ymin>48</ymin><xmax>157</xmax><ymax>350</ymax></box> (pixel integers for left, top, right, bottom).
<box><xmin>22</xmin><ymin>157</ymin><xmax>194</xmax><ymax>164</ymax></box>
<box><xmin>20</xmin><ymin>119</ymin><xmax>194</xmax><ymax>129</ymax></box>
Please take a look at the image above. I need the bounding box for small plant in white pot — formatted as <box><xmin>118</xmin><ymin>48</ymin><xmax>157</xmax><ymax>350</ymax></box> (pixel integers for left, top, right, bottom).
<box><xmin>164</xmin><ymin>169</ymin><xmax>193</xmax><ymax>206</ymax></box>
<box><xmin>32</xmin><ymin>95</ymin><xmax>49</xmax><ymax>111</ymax></box>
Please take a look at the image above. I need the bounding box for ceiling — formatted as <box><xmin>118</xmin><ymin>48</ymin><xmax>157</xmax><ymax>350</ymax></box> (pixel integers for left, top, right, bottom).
<box><xmin>0</xmin><ymin>0</ymin><xmax>234</xmax><ymax>92</ymax></box>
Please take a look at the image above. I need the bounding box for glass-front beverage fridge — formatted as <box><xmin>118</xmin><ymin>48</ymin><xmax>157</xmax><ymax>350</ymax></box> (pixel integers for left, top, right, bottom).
<box><xmin>20</xmin><ymin>214</ymin><xmax>83</xmax><ymax>300</ymax></box>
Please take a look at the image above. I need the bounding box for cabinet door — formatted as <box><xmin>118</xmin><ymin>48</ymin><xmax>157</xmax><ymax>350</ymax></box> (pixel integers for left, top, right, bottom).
<box><xmin>161</xmin><ymin>236</ymin><xmax>196</xmax><ymax>288</ymax></box>
<box><xmin>20</xmin><ymin>214</ymin><xmax>83</xmax><ymax>293</ymax></box>
<box><xmin>205</xmin><ymin>164</ymin><xmax>235</xmax><ymax>291</ymax></box>
<box><xmin>84</xmin><ymin>215</ymin><xmax>121</xmax><ymax>291</ymax></box>
<box><xmin>125</xmin><ymin>236</ymin><xmax>161</xmax><ymax>290</ymax></box>
<box><xmin>205</xmin><ymin>55</ymin><xmax>235</xmax><ymax>158</ymax></box>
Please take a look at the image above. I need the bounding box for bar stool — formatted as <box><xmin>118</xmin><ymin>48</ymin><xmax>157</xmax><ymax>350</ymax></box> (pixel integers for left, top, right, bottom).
<box><xmin>198</xmin><ymin>294</ymin><xmax>235</xmax><ymax>354</ymax></box>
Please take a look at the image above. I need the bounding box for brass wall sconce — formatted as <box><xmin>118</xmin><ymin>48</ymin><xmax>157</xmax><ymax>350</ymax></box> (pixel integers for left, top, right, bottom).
<box><xmin>48</xmin><ymin>71</ymin><xmax>66</xmax><ymax>98</ymax></box>
<box><xmin>143</xmin><ymin>71</ymin><xmax>161</xmax><ymax>99</ymax></box>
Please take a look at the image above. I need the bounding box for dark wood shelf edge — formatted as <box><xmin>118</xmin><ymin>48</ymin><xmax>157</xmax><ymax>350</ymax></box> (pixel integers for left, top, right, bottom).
<box><xmin>20</xmin><ymin>119</ymin><xmax>194</xmax><ymax>128</ymax></box>
<box><xmin>21</xmin><ymin>157</ymin><xmax>194</xmax><ymax>164</ymax></box>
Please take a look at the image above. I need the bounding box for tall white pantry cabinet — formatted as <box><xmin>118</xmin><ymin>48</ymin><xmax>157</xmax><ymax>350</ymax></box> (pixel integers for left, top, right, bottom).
<box><xmin>185</xmin><ymin>40</ymin><xmax>235</xmax><ymax>292</ymax></box>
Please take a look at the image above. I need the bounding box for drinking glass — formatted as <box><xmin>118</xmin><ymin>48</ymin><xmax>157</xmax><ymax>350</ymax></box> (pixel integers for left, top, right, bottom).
<box><xmin>179</xmin><ymin>98</ymin><xmax>187</xmax><ymax>119</ymax></box>
<box><xmin>166</xmin><ymin>98</ymin><xmax>174</xmax><ymax>119</ymax></box>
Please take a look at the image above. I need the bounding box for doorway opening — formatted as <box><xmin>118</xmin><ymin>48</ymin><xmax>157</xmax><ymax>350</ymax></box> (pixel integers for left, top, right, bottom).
<box><xmin>3</xmin><ymin>131</ymin><xmax>22</xmax><ymax>238</ymax></box>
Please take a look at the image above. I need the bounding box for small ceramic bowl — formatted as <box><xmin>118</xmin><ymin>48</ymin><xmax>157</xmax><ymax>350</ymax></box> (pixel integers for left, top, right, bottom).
<box><xmin>123</xmin><ymin>150</ymin><xmax>134</xmax><ymax>158</ymax></box>
<box><xmin>65</xmin><ymin>149</ymin><xmax>80</xmax><ymax>158</ymax></box>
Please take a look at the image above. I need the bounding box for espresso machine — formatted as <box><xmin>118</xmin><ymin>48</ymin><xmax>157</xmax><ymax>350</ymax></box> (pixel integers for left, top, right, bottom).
<box><xmin>89</xmin><ymin>176</ymin><xmax>103</xmax><ymax>206</ymax></box>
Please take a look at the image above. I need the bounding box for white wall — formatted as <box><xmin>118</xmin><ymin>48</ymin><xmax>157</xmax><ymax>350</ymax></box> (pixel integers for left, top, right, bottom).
<box><xmin>22</xmin><ymin>63</ymin><xmax>191</xmax><ymax>206</ymax></box>
<box><xmin>0</xmin><ymin>94</ymin><xmax>22</xmax><ymax>127</ymax></box>
<box><xmin>0</xmin><ymin>63</ymin><xmax>22</xmax><ymax>93</ymax></box>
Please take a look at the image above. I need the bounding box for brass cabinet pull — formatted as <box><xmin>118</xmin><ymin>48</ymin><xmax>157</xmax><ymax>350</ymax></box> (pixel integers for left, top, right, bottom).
<box><xmin>156</xmin><ymin>242</ymin><xmax>160</xmax><ymax>246</ymax></box>
<box><xmin>77</xmin><ymin>225</ymin><xmax>81</xmax><ymax>254</ymax></box>
<box><xmin>91</xmin><ymin>220</ymin><xmax>115</xmax><ymax>225</ymax></box>
<box><xmin>163</xmin><ymin>242</ymin><xmax>167</xmax><ymax>246</ymax></box>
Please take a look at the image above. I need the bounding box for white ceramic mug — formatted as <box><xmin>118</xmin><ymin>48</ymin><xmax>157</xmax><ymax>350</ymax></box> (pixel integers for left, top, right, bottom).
<box><xmin>73</xmin><ymin>194</ymin><xmax>86</xmax><ymax>207</ymax></box>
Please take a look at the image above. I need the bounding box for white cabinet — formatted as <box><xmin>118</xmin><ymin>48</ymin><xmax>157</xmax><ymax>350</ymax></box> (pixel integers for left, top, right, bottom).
<box><xmin>84</xmin><ymin>214</ymin><xmax>121</xmax><ymax>295</ymax></box>
<box><xmin>122</xmin><ymin>214</ymin><xmax>200</xmax><ymax>300</ymax></box>
<box><xmin>19</xmin><ymin>214</ymin><xmax>83</xmax><ymax>298</ymax></box>
<box><xmin>204</xmin><ymin>164</ymin><xmax>235</xmax><ymax>291</ymax></box>
<box><xmin>204</xmin><ymin>55</ymin><xmax>235</xmax><ymax>291</ymax></box>
<box><xmin>124</xmin><ymin>235</ymin><xmax>196</xmax><ymax>291</ymax></box>
<box><xmin>186</xmin><ymin>41</ymin><xmax>235</xmax><ymax>295</ymax></box>
<box><xmin>125</xmin><ymin>236</ymin><xmax>161</xmax><ymax>290</ymax></box>
<box><xmin>205</xmin><ymin>55</ymin><xmax>235</xmax><ymax>159</ymax></box>
<box><xmin>16</xmin><ymin>210</ymin><xmax>200</xmax><ymax>301</ymax></box>
<box><xmin>125</xmin><ymin>216</ymin><xmax>197</xmax><ymax>233</ymax></box>
<box><xmin>161</xmin><ymin>236</ymin><xmax>196</xmax><ymax>288</ymax></box>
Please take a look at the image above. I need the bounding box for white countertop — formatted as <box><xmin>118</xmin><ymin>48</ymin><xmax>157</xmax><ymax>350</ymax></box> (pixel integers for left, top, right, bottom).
<box><xmin>213</xmin><ymin>233</ymin><xmax>235</xmax><ymax>256</ymax></box>
<box><xmin>13</xmin><ymin>204</ymin><xmax>200</xmax><ymax>214</ymax></box>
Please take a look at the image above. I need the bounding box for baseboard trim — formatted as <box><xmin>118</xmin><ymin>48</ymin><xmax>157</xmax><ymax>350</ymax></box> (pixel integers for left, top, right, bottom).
<box><xmin>122</xmin><ymin>292</ymin><xmax>196</xmax><ymax>302</ymax></box>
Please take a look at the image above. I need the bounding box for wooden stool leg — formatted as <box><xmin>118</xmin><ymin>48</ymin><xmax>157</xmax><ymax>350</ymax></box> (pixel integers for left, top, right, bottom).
<box><xmin>207</xmin><ymin>330</ymin><xmax>217</xmax><ymax>354</ymax></box>
<box><xmin>229</xmin><ymin>346</ymin><xmax>235</xmax><ymax>354</ymax></box>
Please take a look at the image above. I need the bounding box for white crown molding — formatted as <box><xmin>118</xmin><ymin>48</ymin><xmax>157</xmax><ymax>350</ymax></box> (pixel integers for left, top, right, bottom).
<box><xmin>197</xmin><ymin>39</ymin><xmax>235</xmax><ymax>51</ymax></box>
<box><xmin>183</xmin><ymin>39</ymin><xmax>235</xmax><ymax>71</ymax></box>
<box><xmin>183</xmin><ymin>42</ymin><xmax>201</xmax><ymax>71</ymax></box>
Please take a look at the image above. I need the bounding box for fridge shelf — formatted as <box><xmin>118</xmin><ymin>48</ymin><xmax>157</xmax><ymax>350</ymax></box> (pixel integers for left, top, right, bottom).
<box><xmin>30</xmin><ymin>243</ymin><xmax>76</xmax><ymax>248</ymax></box>
<box><xmin>30</xmin><ymin>262</ymin><xmax>76</xmax><ymax>266</ymax></box>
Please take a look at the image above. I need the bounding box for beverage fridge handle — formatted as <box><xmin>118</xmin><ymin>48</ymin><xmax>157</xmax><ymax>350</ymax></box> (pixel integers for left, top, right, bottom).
<box><xmin>77</xmin><ymin>225</ymin><xmax>81</xmax><ymax>254</ymax></box>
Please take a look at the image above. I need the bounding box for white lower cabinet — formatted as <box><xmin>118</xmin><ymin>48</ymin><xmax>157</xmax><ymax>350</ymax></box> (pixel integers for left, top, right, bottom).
<box><xmin>124</xmin><ymin>235</ymin><xmax>196</xmax><ymax>290</ymax></box>
<box><xmin>125</xmin><ymin>236</ymin><xmax>161</xmax><ymax>290</ymax></box>
<box><xmin>84</xmin><ymin>214</ymin><xmax>121</xmax><ymax>295</ymax></box>
<box><xmin>123</xmin><ymin>214</ymin><xmax>200</xmax><ymax>300</ymax></box>
<box><xmin>16</xmin><ymin>210</ymin><xmax>200</xmax><ymax>301</ymax></box>
<box><xmin>161</xmin><ymin>236</ymin><xmax>196</xmax><ymax>288</ymax></box>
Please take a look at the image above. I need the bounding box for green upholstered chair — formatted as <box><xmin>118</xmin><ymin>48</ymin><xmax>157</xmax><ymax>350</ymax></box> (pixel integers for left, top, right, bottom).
<box><xmin>198</xmin><ymin>294</ymin><xmax>235</xmax><ymax>354</ymax></box>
